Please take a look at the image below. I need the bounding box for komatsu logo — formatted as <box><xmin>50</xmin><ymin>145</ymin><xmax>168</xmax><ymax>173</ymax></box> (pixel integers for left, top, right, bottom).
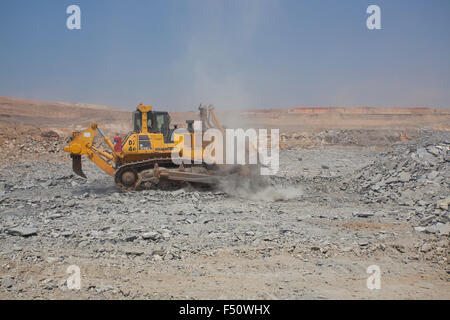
<box><xmin>155</xmin><ymin>147</ymin><xmax>173</xmax><ymax>151</ymax></box>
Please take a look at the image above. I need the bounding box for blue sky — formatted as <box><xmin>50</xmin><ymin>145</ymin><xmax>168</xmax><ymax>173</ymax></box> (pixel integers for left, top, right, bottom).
<box><xmin>0</xmin><ymin>0</ymin><xmax>449</xmax><ymax>110</ymax></box>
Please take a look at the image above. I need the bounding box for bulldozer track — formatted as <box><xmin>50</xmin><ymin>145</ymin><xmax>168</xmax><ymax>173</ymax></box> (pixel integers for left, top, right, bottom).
<box><xmin>114</xmin><ymin>157</ymin><xmax>218</xmax><ymax>191</ymax></box>
<box><xmin>115</xmin><ymin>157</ymin><xmax>176</xmax><ymax>191</ymax></box>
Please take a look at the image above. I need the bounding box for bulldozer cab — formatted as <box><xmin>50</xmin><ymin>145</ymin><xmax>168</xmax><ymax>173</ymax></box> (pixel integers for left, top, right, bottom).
<box><xmin>133</xmin><ymin>106</ymin><xmax>172</xmax><ymax>142</ymax></box>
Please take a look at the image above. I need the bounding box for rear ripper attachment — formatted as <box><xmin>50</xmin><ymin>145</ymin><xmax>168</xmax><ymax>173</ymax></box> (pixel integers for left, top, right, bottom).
<box><xmin>71</xmin><ymin>154</ymin><xmax>86</xmax><ymax>178</ymax></box>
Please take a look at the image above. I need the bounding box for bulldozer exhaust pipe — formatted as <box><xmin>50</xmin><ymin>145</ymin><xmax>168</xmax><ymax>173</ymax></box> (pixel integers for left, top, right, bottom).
<box><xmin>71</xmin><ymin>154</ymin><xmax>87</xmax><ymax>178</ymax></box>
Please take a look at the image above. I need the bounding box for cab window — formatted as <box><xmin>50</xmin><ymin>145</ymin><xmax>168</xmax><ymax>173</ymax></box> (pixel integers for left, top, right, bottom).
<box><xmin>156</xmin><ymin>114</ymin><xmax>165</xmax><ymax>131</ymax></box>
<box><xmin>147</xmin><ymin>114</ymin><xmax>152</xmax><ymax>131</ymax></box>
<box><xmin>133</xmin><ymin>111</ymin><xmax>142</xmax><ymax>132</ymax></box>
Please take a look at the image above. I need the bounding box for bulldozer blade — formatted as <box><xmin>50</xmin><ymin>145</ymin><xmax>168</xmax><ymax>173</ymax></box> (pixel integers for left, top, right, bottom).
<box><xmin>71</xmin><ymin>154</ymin><xmax>87</xmax><ymax>178</ymax></box>
<box><xmin>159</xmin><ymin>170</ymin><xmax>220</xmax><ymax>185</ymax></box>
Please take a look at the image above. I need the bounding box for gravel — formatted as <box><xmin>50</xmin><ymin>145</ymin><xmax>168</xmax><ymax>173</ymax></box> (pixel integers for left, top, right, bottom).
<box><xmin>346</xmin><ymin>132</ymin><xmax>450</xmax><ymax>234</ymax></box>
<box><xmin>0</xmin><ymin>132</ymin><xmax>448</xmax><ymax>299</ymax></box>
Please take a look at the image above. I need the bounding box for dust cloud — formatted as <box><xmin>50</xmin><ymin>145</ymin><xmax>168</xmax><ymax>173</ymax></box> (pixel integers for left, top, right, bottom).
<box><xmin>215</xmin><ymin>166</ymin><xmax>302</xmax><ymax>201</ymax></box>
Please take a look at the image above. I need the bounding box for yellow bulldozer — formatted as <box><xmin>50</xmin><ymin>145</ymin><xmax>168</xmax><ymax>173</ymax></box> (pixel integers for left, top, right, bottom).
<box><xmin>64</xmin><ymin>103</ymin><xmax>245</xmax><ymax>191</ymax></box>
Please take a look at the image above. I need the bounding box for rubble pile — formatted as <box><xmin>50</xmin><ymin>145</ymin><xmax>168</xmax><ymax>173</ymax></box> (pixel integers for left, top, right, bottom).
<box><xmin>281</xmin><ymin>129</ymin><xmax>412</xmax><ymax>149</ymax></box>
<box><xmin>348</xmin><ymin>132</ymin><xmax>450</xmax><ymax>235</ymax></box>
<box><xmin>0</xmin><ymin>127</ymin><xmax>66</xmax><ymax>162</ymax></box>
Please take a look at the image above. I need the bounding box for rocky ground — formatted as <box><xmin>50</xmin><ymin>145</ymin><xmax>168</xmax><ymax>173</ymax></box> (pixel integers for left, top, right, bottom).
<box><xmin>0</xmin><ymin>130</ymin><xmax>448</xmax><ymax>299</ymax></box>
